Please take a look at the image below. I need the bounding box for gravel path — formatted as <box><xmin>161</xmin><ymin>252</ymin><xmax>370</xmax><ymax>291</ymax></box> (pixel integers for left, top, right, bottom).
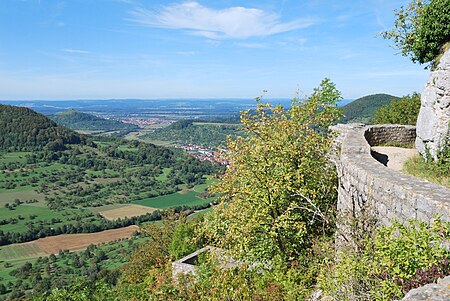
<box><xmin>371</xmin><ymin>146</ymin><xmax>419</xmax><ymax>171</ymax></box>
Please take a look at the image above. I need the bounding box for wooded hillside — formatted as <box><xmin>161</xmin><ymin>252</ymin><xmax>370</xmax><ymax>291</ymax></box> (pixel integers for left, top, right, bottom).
<box><xmin>0</xmin><ymin>105</ymin><xmax>86</xmax><ymax>151</ymax></box>
<box><xmin>50</xmin><ymin>110</ymin><xmax>138</xmax><ymax>133</ymax></box>
<box><xmin>340</xmin><ymin>93</ymin><xmax>399</xmax><ymax>124</ymax></box>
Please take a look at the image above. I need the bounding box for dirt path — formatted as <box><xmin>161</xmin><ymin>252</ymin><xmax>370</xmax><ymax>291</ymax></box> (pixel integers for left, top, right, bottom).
<box><xmin>371</xmin><ymin>146</ymin><xmax>419</xmax><ymax>171</ymax></box>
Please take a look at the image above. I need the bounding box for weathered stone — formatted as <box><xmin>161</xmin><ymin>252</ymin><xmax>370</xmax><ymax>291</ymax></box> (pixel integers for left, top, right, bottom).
<box><xmin>331</xmin><ymin>123</ymin><xmax>450</xmax><ymax>226</ymax></box>
<box><xmin>416</xmin><ymin>49</ymin><xmax>450</xmax><ymax>159</ymax></box>
<box><xmin>330</xmin><ymin>124</ymin><xmax>450</xmax><ymax>301</ymax></box>
<box><xmin>402</xmin><ymin>276</ymin><xmax>450</xmax><ymax>301</ymax></box>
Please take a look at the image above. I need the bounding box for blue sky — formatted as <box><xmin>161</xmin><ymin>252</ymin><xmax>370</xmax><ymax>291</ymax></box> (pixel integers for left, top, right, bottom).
<box><xmin>0</xmin><ymin>0</ymin><xmax>429</xmax><ymax>100</ymax></box>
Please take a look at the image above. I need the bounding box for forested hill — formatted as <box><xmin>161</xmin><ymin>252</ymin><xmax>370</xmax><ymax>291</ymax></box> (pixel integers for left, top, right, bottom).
<box><xmin>340</xmin><ymin>93</ymin><xmax>399</xmax><ymax>124</ymax></box>
<box><xmin>142</xmin><ymin>119</ymin><xmax>242</xmax><ymax>147</ymax></box>
<box><xmin>0</xmin><ymin>104</ymin><xmax>87</xmax><ymax>151</ymax></box>
<box><xmin>50</xmin><ymin>110</ymin><xmax>138</xmax><ymax>133</ymax></box>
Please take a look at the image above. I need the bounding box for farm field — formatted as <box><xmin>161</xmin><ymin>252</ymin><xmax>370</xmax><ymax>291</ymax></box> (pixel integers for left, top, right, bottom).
<box><xmin>35</xmin><ymin>225</ymin><xmax>139</xmax><ymax>254</ymax></box>
<box><xmin>0</xmin><ymin>225</ymin><xmax>139</xmax><ymax>261</ymax></box>
<box><xmin>0</xmin><ymin>138</ymin><xmax>217</xmax><ymax>246</ymax></box>
<box><xmin>0</xmin><ymin>190</ymin><xmax>45</xmax><ymax>207</ymax></box>
<box><xmin>133</xmin><ymin>191</ymin><xmax>212</xmax><ymax>209</ymax></box>
<box><xmin>0</xmin><ymin>204</ymin><xmax>73</xmax><ymax>233</ymax></box>
<box><xmin>0</xmin><ymin>152</ymin><xmax>30</xmax><ymax>164</ymax></box>
<box><xmin>0</xmin><ymin>241</ymin><xmax>47</xmax><ymax>261</ymax></box>
<box><xmin>90</xmin><ymin>204</ymin><xmax>158</xmax><ymax>220</ymax></box>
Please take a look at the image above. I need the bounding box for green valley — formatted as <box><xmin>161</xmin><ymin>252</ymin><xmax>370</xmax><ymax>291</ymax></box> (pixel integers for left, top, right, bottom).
<box><xmin>0</xmin><ymin>104</ymin><xmax>220</xmax><ymax>299</ymax></box>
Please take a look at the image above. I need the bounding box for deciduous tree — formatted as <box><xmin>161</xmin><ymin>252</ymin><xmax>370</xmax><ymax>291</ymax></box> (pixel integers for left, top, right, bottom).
<box><xmin>201</xmin><ymin>79</ymin><xmax>342</xmax><ymax>262</ymax></box>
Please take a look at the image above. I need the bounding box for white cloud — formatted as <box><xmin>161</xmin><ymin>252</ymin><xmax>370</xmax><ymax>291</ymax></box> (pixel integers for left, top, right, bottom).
<box><xmin>176</xmin><ymin>51</ymin><xmax>198</xmax><ymax>56</ymax></box>
<box><xmin>129</xmin><ymin>1</ymin><xmax>316</xmax><ymax>39</ymax></box>
<box><xmin>62</xmin><ymin>48</ymin><xmax>92</xmax><ymax>54</ymax></box>
<box><xmin>236</xmin><ymin>42</ymin><xmax>267</xmax><ymax>49</ymax></box>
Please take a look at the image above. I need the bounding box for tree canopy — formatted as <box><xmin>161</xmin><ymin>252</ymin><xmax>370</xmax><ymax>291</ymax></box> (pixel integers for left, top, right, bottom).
<box><xmin>200</xmin><ymin>78</ymin><xmax>342</xmax><ymax>262</ymax></box>
<box><xmin>372</xmin><ymin>93</ymin><xmax>421</xmax><ymax>125</ymax></box>
<box><xmin>0</xmin><ymin>104</ymin><xmax>87</xmax><ymax>151</ymax></box>
<box><xmin>381</xmin><ymin>0</ymin><xmax>450</xmax><ymax>65</ymax></box>
<box><xmin>50</xmin><ymin>110</ymin><xmax>138</xmax><ymax>134</ymax></box>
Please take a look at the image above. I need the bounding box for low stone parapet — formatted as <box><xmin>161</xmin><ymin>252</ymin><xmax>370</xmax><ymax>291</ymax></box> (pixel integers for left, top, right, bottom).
<box><xmin>332</xmin><ymin>123</ymin><xmax>450</xmax><ymax>225</ymax></box>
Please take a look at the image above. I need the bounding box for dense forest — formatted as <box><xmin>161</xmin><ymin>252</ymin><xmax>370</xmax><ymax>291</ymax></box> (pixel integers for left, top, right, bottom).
<box><xmin>50</xmin><ymin>110</ymin><xmax>139</xmax><ymax>136</ymax></box>
<box><xmin>142</xmin><ymin>119</ymin><xmax>242</xmax><ymax>147</ymax></box>
<box><xmin>0</xmin><ymin>105</ymin><xmax>88</xmax><ymax>151</ymax></box>
<box><xmin>339</xmin><ymin>93</ymin><xmax>399</xmax><ymax>124</ymax></box>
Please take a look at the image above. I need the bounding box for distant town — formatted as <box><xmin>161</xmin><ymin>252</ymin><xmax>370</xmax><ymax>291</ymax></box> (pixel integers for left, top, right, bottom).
<box><xmin>175</xmin><ymin>144</ymin><xmax>229</xmax><ymax>165</ymax></box>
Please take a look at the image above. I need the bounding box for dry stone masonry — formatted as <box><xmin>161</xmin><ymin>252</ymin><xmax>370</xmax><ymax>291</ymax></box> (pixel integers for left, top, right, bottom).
<box><xmin>332</xmin><ymin>123</ymin><xmax>450</xmax><ymax>226</ymax></box>
<box><xmin>416</xmin><ymin>48</ymin><xmax>450</xmax><ymax>159</ymax></box>
<box><xmin>332</xmin><ymin>123</ymin><xmax>450</xmax><ymax>300</ymax></box>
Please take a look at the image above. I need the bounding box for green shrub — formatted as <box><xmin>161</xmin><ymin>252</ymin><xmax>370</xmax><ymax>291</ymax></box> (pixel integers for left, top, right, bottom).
<box><xmin>319</xmin><ymin>218</ymin><xmax>450</xmax><ymax>300</ymax></box>
<box><xmin>169</xmin><ymin>221</ymin><xmax>198</xmax><ymax>260</ymax></box>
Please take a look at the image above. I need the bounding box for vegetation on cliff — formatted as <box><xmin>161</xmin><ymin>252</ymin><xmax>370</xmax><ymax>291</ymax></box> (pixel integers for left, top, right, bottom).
<box><xmin>200</xmin><ymin>78</ymin><xmax>342</xmax><ymax>263</ymax></box>
<box><xmin>318</xmin><ymin>218</ymin><xmax>450</xmax><ymax>300</ymax></box>
<box><xmin>380</xmin><ymin>0</ymin><xmax>450</xmax><ymax>66</ymax></box>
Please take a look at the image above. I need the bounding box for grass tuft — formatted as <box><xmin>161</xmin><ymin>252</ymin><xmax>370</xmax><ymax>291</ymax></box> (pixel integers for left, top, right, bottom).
<box><xmin>403</xmin><ymin>156</ymin><xmax>450</xmax><ymax>188</ymax></box>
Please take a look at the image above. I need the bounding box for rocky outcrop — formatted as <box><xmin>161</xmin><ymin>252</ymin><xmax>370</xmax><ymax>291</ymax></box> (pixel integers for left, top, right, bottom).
<box><xmin>402</xmin><ymin>276</ymin><xmax>450</xmax><ymax>301</ymax></box>
<box><xmin>416</xmin><ymin>49</ymin><xmax>450</xmax><ymax>159</ymax></box>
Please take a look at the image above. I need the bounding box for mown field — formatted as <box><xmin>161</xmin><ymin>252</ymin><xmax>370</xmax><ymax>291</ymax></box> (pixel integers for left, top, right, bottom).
<box><xmin>0</xmin><ymin>242</ymin><xmax>47</xmax><ymax>261</ymax></box>
<box><xmin>90</xmin><ymin>204</ymin><xmax>158</xmax><ymax>220</ymax></box>
<box><xmin>133</xmin><ymin>191</ymin><xmax>213</xmax><ymax>209</ymax></box>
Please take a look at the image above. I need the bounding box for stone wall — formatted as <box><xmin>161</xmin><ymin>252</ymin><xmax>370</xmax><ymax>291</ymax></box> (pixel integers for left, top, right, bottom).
<box><xmin>332</xmin><ymin>123</ymin><xmax>450</xmax><ymax>225</ymax></box>
<box><xmin>364</xmin><ymin>124</ymin><xmax>416</xmax><ymax>146</ymax></box>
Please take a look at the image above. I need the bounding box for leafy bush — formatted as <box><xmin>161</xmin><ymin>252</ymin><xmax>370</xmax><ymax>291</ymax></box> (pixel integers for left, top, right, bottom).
<box><xmin>318</xmin><ymin>218</ymin><xmax>450</xmax><ymax>300</ymax></box>
<box><xmin>200</xmin><ymin>78</ymin><xmax>342</xmax><ymax>262</ymax></box>
<box><xmin>169</xmin><ymin>219</ymin><xmax>200</xmax><ymax>260</ymax></box>
<box><xmin>414</xmin><ymin>0</ymin><xmax>450</xmax><ymax>64</ymax></box>
<box><xmin>434</xmin><ymin>138</ymin><xmax>450</xmax><ymax>173</ymax></box>
<box><xmin>381</xmin><ymin>0</ymin><xmax>450</xmax><ymax>65</ymax></box>
<box><xmin>372</xmin><ymin>93</ymin><xmax>421</xmax><ymax>125</ymax></box>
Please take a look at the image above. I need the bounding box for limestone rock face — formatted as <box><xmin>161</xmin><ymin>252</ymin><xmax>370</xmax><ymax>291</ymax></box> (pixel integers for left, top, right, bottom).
<box><xmin>402</xmin><ymin>276</ymin><xmax>450</xmax><ymax>301</ymax></box>
<box><xmin>416</xmin><ymin>49</ymin><xmax>450</xmax><ymax>158</ymax></box>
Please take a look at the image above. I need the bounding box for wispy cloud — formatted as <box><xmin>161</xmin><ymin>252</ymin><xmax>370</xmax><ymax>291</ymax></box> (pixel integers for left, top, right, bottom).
<box><xmin>129</xmin><ymin>1</ymin><xmax>316</xmax><ymax>39</ymax></box>
<box><xmin>176</xmin><ymin>51</ymin><xmax>198</xmax><ymax>56</ymax></box>
<box><xmin>236</xmin><ymin>42</ymin><xmax>268</xmax><ymax>49</ymax></box>
<box><xmin>62</xmin><ymin>48</ymin><xmax>92</xmax><ymax>54</ymax></box>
